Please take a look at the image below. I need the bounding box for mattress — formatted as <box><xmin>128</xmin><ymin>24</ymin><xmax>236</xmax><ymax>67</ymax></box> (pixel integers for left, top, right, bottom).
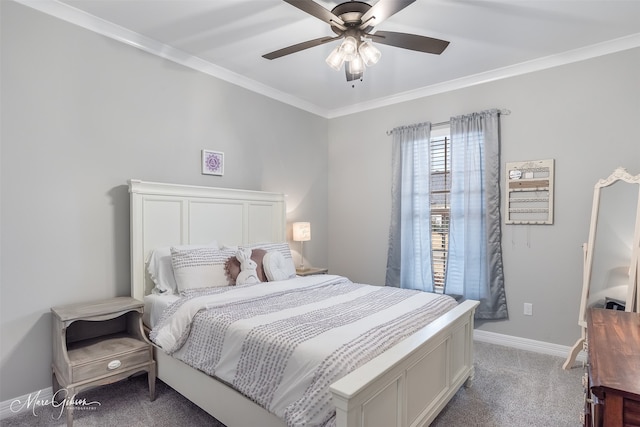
<box><xmin>143</xmin><ymin>293</ymin><xmax>180</xmax><ymax>329</ymax></box>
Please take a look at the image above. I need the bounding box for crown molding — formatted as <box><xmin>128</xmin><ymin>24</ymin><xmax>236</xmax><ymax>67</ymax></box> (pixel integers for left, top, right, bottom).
<box><xmin>15</xmin><ymin>0</ymin><xmax>640</xmax><ymax>120</ymax></box>
<box><xmin>326</xmin><ymin>32</ymin><xmax>640</xmax><ymax>118</ymax></box>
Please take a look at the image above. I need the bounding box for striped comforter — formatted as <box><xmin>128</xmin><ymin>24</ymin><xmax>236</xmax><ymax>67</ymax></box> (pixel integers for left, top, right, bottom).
<box><xmin>151</xmin><ymin>275</ymin><xmax>457</xmax><ymax>427</ymax></box>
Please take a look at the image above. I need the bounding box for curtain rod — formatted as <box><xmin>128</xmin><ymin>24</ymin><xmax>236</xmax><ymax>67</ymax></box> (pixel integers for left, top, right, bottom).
<box><xmin>386</xmin><ymin>109</ymin><xmax>511</xmax><ymax>136</ymax></box>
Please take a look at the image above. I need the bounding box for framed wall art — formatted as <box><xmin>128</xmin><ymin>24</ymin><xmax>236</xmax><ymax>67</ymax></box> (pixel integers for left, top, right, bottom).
<box><xmin>201</xmin><ymin>150</ymin><xmax>224</xmax><ymax>176</ymax></box>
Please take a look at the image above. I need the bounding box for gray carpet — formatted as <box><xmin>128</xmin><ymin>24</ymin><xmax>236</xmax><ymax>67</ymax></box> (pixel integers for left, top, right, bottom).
<box><xmin>430</xmin><ymin>341</ymin><xmax>584</xmax><ymax>426</ymax></box>
<box><xmin>2</xmin><ymin>342</ymin><xmax>584</xmax><ymax>426</ymax></box>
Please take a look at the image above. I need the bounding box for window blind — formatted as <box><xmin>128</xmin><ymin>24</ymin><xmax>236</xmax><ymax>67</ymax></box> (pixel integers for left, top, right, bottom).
<box><xmin>430</xmin><ymin>136</ymin><xmax>450</xmax><ymax>289</ymax></box>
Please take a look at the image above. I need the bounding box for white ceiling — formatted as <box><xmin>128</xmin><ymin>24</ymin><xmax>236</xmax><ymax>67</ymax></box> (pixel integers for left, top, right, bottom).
<box><xmin>20</xmin><ymin>0</ymin><xmax>640</xmax><ymax>117</ymax></box>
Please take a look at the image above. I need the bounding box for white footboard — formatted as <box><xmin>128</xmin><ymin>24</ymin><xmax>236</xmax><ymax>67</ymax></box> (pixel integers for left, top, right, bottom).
<box><xmin>330</xmin><ymin>300</ymin><xmax>479</xmax><ymax>427</ymax></box>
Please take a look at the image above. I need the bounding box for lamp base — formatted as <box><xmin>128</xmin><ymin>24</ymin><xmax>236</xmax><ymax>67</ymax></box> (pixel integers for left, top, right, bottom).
<box><xmin>296</xmin><ymin>267</ymin><xmax>328</xmax><ymax>276</ymax></box>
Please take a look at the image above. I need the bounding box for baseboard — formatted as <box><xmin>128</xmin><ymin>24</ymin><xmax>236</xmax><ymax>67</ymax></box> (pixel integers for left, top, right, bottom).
<box><xmin>0</xmin><ymin>331</ymin><xmax>586</xmax><ymax>420</ymax></box>
<box><xmin>474</xmin><ymin>329</ymin><xmax>587</xmax><ymax>364</ymax></box>
<box><xmin>0</xmin><ymin>387</ymin><xmax>53</xmax><ymax>420</ymax></box>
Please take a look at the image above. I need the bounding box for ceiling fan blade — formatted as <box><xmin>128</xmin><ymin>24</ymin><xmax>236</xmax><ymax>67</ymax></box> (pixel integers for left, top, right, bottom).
<box><xmin>359</xmin><ymin>0</ymin><xmax>417</xmax><ymax>28</ymax></box>
<box><xmin>263</xmin><ymin>36</ymin><xmax>341</xmax><ymax>60</ymax></box>
<box><xmin>283</xmin><ymin>0</ymin><xmax>345</xmax><ymax>29</ymax></box>
<box><xmin>370</xmin><ymin>31</ymin><xmax>450</xmax><ymax>54</ymax></box>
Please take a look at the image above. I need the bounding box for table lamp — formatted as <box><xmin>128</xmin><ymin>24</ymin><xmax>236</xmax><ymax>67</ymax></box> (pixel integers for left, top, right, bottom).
<box><xmin>292</xmin><ymin>222</ymin><xmax>311</xmax><ymax>270</ymax></box>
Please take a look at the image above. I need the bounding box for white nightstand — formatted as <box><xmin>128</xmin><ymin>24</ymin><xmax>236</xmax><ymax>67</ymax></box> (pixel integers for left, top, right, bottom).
<box><xmin>296</xmin><ymin>267</ymin><xmax>329</xmax><ymax>276</ymax></box>
<box><xmin>51</xmin><ymin>297</ymin><xmax>155</xmax><ymax>426</ymax></box>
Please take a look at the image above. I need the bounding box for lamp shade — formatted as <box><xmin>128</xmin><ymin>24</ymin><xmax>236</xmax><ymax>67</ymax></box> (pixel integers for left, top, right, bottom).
<box><xmin>358</xmin><ymin>40</ymin><xmax>381</xmax><ymax>66</ymax></box>
<box><xmin>347</xmin><ymin>54</ymin><xmax>365</xmax><ymax>75</ymax></box>
<box><xmin>338</xmin><ymin>36</ymin><xmax>358</xmax><ymax>62</ymax></box>
<box><xmin>292</xmin><ymin>222</ymin><xmax>311</xmax><ymax>242</ymax></box>
<box><xmin>346</xmin><ymin>55</ymin><xmax>365</xmax><ymax>81</ymax></box>
<box><xmin>325</xmin><ymin>46</ymin><xmax>345</xmax><ymax>71</ymax></box>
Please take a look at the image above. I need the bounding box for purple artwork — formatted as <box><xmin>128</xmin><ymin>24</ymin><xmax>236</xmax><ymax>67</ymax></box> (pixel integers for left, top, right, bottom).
<box><xmin>202</xmin><ymin>150</ymin><xmax>224</xmax><ymax>176</ymax></box>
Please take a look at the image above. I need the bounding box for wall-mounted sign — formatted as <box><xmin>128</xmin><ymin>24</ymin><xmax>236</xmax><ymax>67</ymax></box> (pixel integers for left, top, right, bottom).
<box><xmin>505</xmin><ymin>159</ymin><xmax>554</xmax><ymax>225</ymax></box>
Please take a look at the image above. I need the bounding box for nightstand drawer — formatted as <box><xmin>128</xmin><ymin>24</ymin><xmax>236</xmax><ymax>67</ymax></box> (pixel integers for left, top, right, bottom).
<box><xmin>68</xmin><ymin>335</ymin><xmax>151</xmax><ymax>383</ymax></box>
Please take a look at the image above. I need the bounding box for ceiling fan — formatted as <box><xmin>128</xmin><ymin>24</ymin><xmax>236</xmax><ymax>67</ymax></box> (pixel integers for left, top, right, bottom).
<box><xmin>263</xmin><ymin>0</ymin><xmax>450</xmax><ymax>82</ymax></box>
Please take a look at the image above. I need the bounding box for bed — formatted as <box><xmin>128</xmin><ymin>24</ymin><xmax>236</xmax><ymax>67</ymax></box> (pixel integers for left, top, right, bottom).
<box><xmin>129</xmin><ymin>179</ymin><xmax>479</xmax><ymax>427</ymax></box>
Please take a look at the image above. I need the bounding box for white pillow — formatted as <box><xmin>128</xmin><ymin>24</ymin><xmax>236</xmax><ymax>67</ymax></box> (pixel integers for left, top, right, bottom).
<box><xmin>147</xmin><ymin>242</ymin><xmax>218</xmax><ymax>294</ymax></box>
<box><xmin>263</xmin><ymin>251</ymin><xmax>296</xmax><ymax>282</ymax></box>
<box><xmin>170</xmin><ymin>246</ymin><xmax>236</xmax><ymax>292</ymax></box>
<box><xmin>242</xmin><ymin>242</ymin><xmax>296</xmax><ymax>278</ymax></box>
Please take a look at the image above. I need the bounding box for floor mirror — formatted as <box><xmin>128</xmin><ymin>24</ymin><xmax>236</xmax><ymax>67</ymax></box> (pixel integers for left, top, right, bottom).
<box><xmin>563</xmin><ymin>167</ymin><xmax>640</xmax><ymax>370</ymax></box>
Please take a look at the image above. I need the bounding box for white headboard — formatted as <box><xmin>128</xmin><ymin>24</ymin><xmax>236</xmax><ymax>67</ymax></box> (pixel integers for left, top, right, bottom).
<box><xmin>129</xmin><ymin>179</ymin><xmax>286</xmax><ymax>301</ymax></box>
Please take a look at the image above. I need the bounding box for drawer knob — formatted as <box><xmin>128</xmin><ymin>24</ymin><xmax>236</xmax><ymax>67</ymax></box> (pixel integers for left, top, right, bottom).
<box><xmin>107</xmin><ymin>360</ymin><xmax>122</xmax><ymax>370</ymax></box>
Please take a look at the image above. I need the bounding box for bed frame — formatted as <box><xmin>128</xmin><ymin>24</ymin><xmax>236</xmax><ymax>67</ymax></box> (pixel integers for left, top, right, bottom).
<box><xmin>129</xmin><ymin>179</ymin><xmax>479</xmax><ymax>427</ymax></box>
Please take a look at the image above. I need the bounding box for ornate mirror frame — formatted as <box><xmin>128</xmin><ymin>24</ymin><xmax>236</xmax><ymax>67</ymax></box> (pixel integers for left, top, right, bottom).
<box><xmin>564</xmin><ymin>167</ymin><xmax>640</xmax><ymax>369</ymax></box>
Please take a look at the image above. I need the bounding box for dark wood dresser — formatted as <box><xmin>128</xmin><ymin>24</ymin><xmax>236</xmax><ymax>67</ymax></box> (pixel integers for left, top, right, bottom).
<box><xmin>586</xmin><ymin>308</ymin><xmax>640</xmax><ymax>427</ymax></box>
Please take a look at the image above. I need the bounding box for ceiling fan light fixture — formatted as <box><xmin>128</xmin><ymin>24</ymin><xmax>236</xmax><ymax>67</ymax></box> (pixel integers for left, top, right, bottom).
<box><xmin>325</xmin><ymin>46</ymin><xmax>346</xmax><ymax>71</ymax></box>
<box><xmin>338</xmin><ymin>36</ymin><xmax>358</xmax><ymax>61</ymax></box>
<box><xmin>347</xmin><ymin>54</ymin><xmax>365</xmax><ymax>76</ymax></box>
<box><xmin>358</xmin><ymin>40</ymin><xmax>381</xmax><ymax>66</ymax></box>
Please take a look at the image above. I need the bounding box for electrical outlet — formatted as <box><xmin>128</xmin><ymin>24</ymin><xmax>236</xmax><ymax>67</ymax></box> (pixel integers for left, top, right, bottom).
<box><xmin>524</xmin><ymin>303</ymin><xmax>533</xmax><ymax>316</ymax></box>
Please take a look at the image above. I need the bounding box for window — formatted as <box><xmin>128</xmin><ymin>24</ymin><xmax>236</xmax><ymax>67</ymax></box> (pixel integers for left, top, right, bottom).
<box><xmin>429</xmin><ymin>129</ymin><xmax>450</xmax><ymax>290</ymax></box>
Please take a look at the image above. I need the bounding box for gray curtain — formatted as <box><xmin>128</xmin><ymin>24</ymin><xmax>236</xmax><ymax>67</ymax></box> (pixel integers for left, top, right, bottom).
<box><xmin>385</xmin><ymin>123</ymin><xmax>434</xmax><ymax>291</ymax></box>
<box><xmin>445</xmin><ymin>109</ymin><xmax>508</xmax><ymax>319</ymax></box>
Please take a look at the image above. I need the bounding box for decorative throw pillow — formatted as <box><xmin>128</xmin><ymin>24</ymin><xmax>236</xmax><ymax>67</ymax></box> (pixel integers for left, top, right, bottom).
<box><xmin>242</xmin><ymin>242</ymin><xmax>296</xmax><ymax>278</ymax></box>
<box><xmin>225</xmin><ymin>249</ymin><xmax>267</xmax><ymax>284</ymax></box>
<box><xmin>147</xmin><ymin>242</ymin><xmax>218</xmax><ymax>294</ymax></box>
<box><xmin>263</xmin><ymin>250</ymin><xmax>297</xmax><ymax>282</ymax></box>
<box><xmin>170</xmin><ymin>246</ymin><xmax>236</xmax><ymax>292</ymax></box>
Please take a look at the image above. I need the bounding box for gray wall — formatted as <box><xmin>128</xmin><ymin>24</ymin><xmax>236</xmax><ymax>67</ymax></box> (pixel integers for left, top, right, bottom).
<box><xmin>0</xmin><ymin>1</ymin><xmax>328</xmax><ymax>401</ymax></box>
<box><xmin>328</xmin><ymin>47</ymin><xmax>640</xmax><ymax>346</ymax></box>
